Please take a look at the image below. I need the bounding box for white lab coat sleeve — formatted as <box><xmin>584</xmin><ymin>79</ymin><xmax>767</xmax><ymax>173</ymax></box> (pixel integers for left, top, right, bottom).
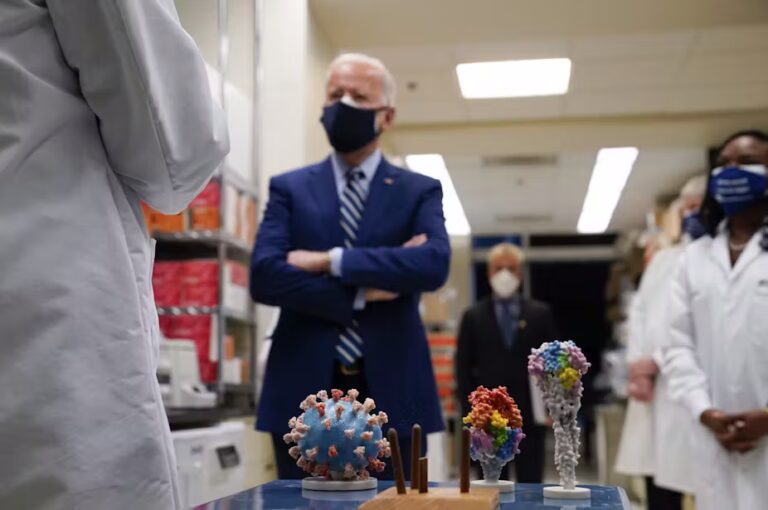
<box><xmin>626</xmin><ymin>279</ymin><xmax>648</xmax><ymax>362</ymax></box>
<box><xmin>47</xmin><ymin>0</ymin><xmax>229</xmax><ymax>214</ymax></box>
<box><xmin>662</xmin><ymin>251</ymin><xmax>713</xmax><ymax>421</ymax></box>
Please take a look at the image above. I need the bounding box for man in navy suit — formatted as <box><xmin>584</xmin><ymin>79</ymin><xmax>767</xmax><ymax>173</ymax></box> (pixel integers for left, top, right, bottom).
<box><xmin>250</xmin><ymin>53</ymin><xmax>451</xmax><ymax>480</ymax></box>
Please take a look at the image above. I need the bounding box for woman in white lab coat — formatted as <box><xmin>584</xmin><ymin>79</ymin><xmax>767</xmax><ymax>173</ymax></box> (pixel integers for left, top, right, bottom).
<box><xmin>664</xmin><ymin>130</ymin><xmax>768</xmax><ymax>510</ymax></box>
<box><xmin>0</xmin><ymin>2</ymin><xmax>228</xmax><ymax>509</ymax></box>
<box><xmin>615</xmin><ymin>176</ymin><xmax>706</xmax><ymax>510</ymax></box>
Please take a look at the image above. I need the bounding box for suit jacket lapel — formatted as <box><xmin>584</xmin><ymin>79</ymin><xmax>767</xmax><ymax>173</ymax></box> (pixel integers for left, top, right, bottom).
<box><xmin>356</xmin><ymin>159</ymin><xmax>398</xmax><ymax>246</ymax></box>
<box><xmin>309</xmin><ymin>158</ymin><xmax>344</xmax><ymax>248</ymax></box>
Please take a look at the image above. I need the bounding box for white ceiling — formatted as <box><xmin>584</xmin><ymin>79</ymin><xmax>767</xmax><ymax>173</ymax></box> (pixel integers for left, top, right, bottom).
<box><xmin>311</xmin><ymin>0</ymin><xmax>768</xmax><ymax>234</ymax></box>
<box><xmin>445</xmin><ymin>149</ymin><xmax>707</xmax><ymax>234</ymax></box>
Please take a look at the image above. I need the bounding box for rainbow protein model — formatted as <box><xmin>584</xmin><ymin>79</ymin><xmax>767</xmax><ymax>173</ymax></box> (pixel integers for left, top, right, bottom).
<box><xmin>285</xmin><ymin>389</ymin><xmax>392</xmax><ymax>491</ymax></box>
<box><xmin>463</xmin><ymin>386</ymin><xmax>525</xmax><ymax>493</ymax></box>
<box><xmin>528</xmin><ymin>340</ymin><xmax>591</xmax><ymax>499</ymax></box>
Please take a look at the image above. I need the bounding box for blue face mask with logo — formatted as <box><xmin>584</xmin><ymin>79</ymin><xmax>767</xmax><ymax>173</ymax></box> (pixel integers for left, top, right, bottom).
<box><xmin>709</xmin><ymin>164</ymin><xmax>768</xmax><ymax>216</ymax></box>
<box><xmin>320</xmin><ymin>100</ymin><xmax>385</xmax><ymax>154</ymax></box>
<box><xmin>681</xmin><ymin>212</ymin><xmax>706</xmax><ymax>240</ymax></box>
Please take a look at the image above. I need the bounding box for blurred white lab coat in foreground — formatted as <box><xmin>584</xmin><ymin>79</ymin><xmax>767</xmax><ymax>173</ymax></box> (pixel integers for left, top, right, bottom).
<box><xmin>615</xmin><ymin>245</ymin><xmax>697</xmax><ymax>493</ymax></box>
<box><xmin>0</xmin><ymin>1</ymin><xmax>228</xmax><ymax>509</ymax></box>
<box><xmin>664</xmin><ymin>229</ymin><xmax>768</xmax><ymax>510</ymax></box>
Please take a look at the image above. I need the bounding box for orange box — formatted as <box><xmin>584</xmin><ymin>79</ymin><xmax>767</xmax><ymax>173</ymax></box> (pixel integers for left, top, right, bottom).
<box><xmin>141</xmin><ymin>202</ymin><xmax>155</xmax><ymax>233</ymax></box>
<box><xmin>245</xmin><ymin>197</ymin><xmax>257</xmax><ymax>244</ymax></box>
<box><xmin>190</xmin><ymin>181</ymin><xmax>221</xmax><ymax>231</ymax></box>
<box><xmin>224</xmin><ymin>335</ymin><xmax>235</xmax><ymax>360</ymax></box>
<box><xmin>153</xmin><ymin>211</ymin><xmax>187</xmax><ymax>233</ymax></box>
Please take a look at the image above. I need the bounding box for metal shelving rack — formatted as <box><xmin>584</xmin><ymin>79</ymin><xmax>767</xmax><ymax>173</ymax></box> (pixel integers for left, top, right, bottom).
<box><xmin>158</xmin><ymin>0</ymin><xmax>262</xmax><ymax>430</ymax></box>
<box><xmin>154</xmin><ymin>166</ymin><xmax>258</xmax><ymax>409</ymax></box>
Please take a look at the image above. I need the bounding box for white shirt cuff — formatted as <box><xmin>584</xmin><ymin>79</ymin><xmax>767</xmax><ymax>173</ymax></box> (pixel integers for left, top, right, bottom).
<box><xmin>687</xmin><ymin>389</ymin><xmax>713</xmax><ymax>422</ymax></box>
<box><xmin>328</xmin><ymin>247</ymin><xmax>343</xmax><ymax>277</ymax></box>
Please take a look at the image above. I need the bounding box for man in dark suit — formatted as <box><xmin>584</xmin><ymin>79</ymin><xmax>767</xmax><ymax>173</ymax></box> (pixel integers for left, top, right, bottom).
<box><xmin>250</xmin><ymin>53</ymin><xmax>450</xmax><ymax>480</ymax></box>
<box><xmin>456</xmin><ymin>243</ymin><xmax>556</xmax><ymax>483</ymax></box>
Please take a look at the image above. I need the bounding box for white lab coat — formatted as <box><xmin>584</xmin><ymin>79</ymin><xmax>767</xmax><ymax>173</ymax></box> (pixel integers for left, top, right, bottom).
<box><xmin>0</xmin><ymin>2</ymin><xmax>228</xmax><ymax>509</ymax></box>
<box><xmin>664</xmin><ymin>228</ymin><xmax>768</xmax><ymax>510</ymax></box>
<box><xmin>614</xmin><ymin>246</ymin><xmax>697</xmax><ymax>494</ymax></box>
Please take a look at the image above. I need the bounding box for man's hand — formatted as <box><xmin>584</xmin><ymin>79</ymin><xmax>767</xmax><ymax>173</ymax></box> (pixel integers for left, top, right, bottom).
<box><xmin>629</xmin><ymin>357</ymin><xmax>659</xmax><ymax>378</ymax></box>
<box><xmin>701</xmin><ymin>409</ymin><xmax>757</xmax><ymax>454</ymax></box>
<box><xmin>365</xmin><ymin>289</ymin><xmax>399</xmax><ymax>302</ymax></box>
<box><xmin>731</xmin><ymin>410</ymin><xmax>768</xmax><ymax>443</ymax></box>
<box><xmin>627</xmin><ymin>375</ymin><xmax>654</xmax><ymax>402</ymax></box>
<box><xmin>287</xmin><ymin>250</ymin><xmax>331</xmax><ymax>273</ymax></box>
<box><xmin>403</xmin><ymin>234</ymin><xmax>427</xmax><ymax>248</ymax></box>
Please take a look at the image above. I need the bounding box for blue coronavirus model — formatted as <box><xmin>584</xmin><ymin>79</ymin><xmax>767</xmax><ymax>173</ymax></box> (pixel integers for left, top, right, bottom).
<box><xmin>284</xmin><ymin>389</ymin><xmax>392</xmax><ymax>480</ymax></box>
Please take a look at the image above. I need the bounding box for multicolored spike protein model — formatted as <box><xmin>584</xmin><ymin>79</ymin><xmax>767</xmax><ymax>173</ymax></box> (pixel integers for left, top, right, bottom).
<box><xmin>462</xmin><ymin>386</ymin><xmax>525</xmax><ymax>482</ymax></box>
<box><xmin>528</xmin><ymin>340</ymin><xmax>590</xmax><ymax>490</ymax></box>
<box><xmin>284</xmin><ymin>389</ymin><xmax>392</xmax><ymax>480</ymax></box>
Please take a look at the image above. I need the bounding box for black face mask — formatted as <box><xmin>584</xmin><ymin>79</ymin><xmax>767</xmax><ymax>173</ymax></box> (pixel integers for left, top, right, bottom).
<box><xmin>320</xmin><ymin>101</ymin><xmax>386</xmax><ymax>153</ymax></box>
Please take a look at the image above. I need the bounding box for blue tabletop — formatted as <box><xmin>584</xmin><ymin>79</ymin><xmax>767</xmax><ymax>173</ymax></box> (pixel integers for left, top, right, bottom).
<box><xmin>202</xmin><ymin>480</ymin><xmax>632</xmax><ymax>509</ymax></box>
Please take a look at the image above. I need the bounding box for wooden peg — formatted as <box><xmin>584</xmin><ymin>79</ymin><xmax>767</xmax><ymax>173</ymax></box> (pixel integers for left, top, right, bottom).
<box><xmin>460</xmin><ymin>428</ymin><xmax>470</xmax><ymax>493</ymax></box>
<box><xmin>387</xmin><ymin>429</ymin><xmax>406</xmax><ymax>495</ymax></box>
<box><xmin>418</xmin><ymin>457</ymin><xmax>428</xmax><ymax>494</ymax></box>
<box><xmin>411</xmin><ymin>424</ymin><xmax>422</xmax><ymax>490</ymax></box>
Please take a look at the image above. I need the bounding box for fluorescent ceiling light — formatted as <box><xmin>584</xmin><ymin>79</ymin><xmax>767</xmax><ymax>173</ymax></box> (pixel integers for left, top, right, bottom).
<box><xmin>577</xmin><ymin>147</ymin><xmax>639</xmax><ymax>234</ymax></box>
<box><xmin>405</xmin><ymin>154</ymin><xmax>471</xmax><ymax>236</ymax></box>
<box><xmin>456</xmin><ymin>58</ymin><xmax>572</xmax><ymax>99</ymax></box>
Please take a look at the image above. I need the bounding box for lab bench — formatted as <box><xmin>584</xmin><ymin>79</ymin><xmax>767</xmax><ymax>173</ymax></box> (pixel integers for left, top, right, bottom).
<box><xmin>200</xmin><ymin>480</ymin><xmax>632</xmax><ymax>509</ymax></box>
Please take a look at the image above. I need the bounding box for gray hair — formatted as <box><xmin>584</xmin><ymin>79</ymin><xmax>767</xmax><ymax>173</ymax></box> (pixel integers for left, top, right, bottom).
<box><xmin>487</xmin><ymin>243</ymin><xmax>526</xmax><ymax>266</ymax></box>
<box><xmin>326</xmin><ymin>53</ymin><xmax>397</xmax><ymax>107</ymax></box>
<box><xmin>680</xmin><ymin>174</ymin><xmax>707</xmax><ymax>198</ymax></box>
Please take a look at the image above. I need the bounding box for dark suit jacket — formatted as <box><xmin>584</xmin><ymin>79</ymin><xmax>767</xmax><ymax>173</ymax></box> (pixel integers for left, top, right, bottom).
<box><xmin>455</xmin><ymin>296</ymin><xmax>557</xmax><ymax>424</ymax></box>
<box><xmin>250</xmin><ymin>156</ymin><xmax>450</xmax><ymax>436</ymax></box>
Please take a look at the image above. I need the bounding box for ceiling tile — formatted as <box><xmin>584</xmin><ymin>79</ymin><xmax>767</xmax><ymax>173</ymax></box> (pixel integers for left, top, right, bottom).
<box><xmin>565</xmin><ymin>90</ymin><xmax>670</xmax><ymax>116</ymax></box>
<box><xmin>668</xmin><ymin>83</ymin><xmax>768</xmax><ymax>113</ymax></box>
<box><xmin>348</xmin><ymin>45</ymin><xmax>455</xmax><ymax>71</ymax></box>
<box><xmin>676</xmin><ymin>52</ymin><xmax>768</xmax><ymax>85</ymax></box>
<box><xmin>393</xmin><ymin>69</ymin><xmax>460</xmax><ymax>102</ymax></box>
<box><xmin>693</xmin><ymin>23</ymin><xmax>768</xmax><ymax>53</ymax></box>
<box><xmin>396</xmin><ymin>99</ymin><xmax>468</xmax><ymax>124</ymax></box>
<box><xmin>570</xmin><ymin>58</ymin><xmax>678</xmax><ymax>92</ymax></box>
<box><xmin>452</xmin><ymin>39</ymin><xmax>570</xmax><ymax>64</ymax></box>
<box><xmin>466</xmin><ymin>97</ymin><xmax>565</xmax><ymax>122</ymax></box>
<box><xmin>570</xmin><ymin>31</ymin><xmax>695</xmax><ymax>59</ymax></box>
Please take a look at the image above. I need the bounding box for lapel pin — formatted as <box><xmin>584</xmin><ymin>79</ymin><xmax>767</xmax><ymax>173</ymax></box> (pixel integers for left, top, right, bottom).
<box><xmin>518</xmin><ymin>319</ymin><xmax>527</xmax><ymax>329</ymax></box>
<box><xmin>384</xmin><ymin>178</ymin><xmax>394</xmax><ymax>185</ymax></box>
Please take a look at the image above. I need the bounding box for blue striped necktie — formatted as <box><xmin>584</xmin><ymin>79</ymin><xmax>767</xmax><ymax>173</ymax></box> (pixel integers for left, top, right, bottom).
<box><xmin>337</xmin><ymin>168</ymin><xmax>366</xmax><ymax>365</ymax></box>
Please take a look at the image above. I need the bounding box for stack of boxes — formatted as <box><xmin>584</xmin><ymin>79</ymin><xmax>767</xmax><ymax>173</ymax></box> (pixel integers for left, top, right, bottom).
<box><xmin>142</xmin><ymin>180</ymin><xmax>257</xmax><ymax>243</ymax></box>
<box><xmin>153</xmin><ymin>259</ymin><xmax>250</xmax><ymax>383</ymax></box>
<box><xmin>145</xmin><ymin>177</ymin><xmax>257</xmax><ymax>387</ymax></box>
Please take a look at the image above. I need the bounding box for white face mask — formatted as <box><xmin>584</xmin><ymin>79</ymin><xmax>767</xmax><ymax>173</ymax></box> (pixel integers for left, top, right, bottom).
<box><xmin>490</xmin><ymin>269</ymin><xmax>520</xmax><ymax>299</ymax></box>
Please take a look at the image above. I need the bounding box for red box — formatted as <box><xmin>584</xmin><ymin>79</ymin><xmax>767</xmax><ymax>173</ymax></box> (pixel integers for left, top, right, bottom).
<box><xmin>180</xmin><ymin>260</ymin><xmax>220</xmax><ymax>307</ymax></box>
<box><xmin>172</xmin><ymin>315</ymin><xmax>214</xmax><ymax>356</ymax></box>
<box><xmin>158</xmin><ymin>315</ymin><xmax>175</xmax><ymax>338</ymax></box>
<box><xmin>190</xmin><ymin>181</ymin><xmax>221</xmax><ymax>208</ymax></box>
<box><xmin>199</xmin><ymin>360</ymin><xmax>218</xmax><ymax>384</ymax></box>
<box><xmin>227</xmin><ymin>261</ymin><xmax>248</xmax><ymax>287</ymax></box>
<box><xmin>152</xmin><ymin>262</ymin><xmax>183</xmax><ymax>307</ymax></box>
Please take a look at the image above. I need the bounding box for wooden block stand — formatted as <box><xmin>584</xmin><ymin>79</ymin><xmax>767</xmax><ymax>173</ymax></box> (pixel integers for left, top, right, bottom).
<box><xmin>360</xmin><ymin>426</ymin><xmax>499</xmax><ymax>510</ymax></box>
<box><xmin>360</xmin><ymin>486</ymin><xmax>498</xmax><ymax>510</ymax></box>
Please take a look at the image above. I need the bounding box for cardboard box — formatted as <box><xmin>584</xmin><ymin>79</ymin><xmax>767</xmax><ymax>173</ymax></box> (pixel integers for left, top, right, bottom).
<box><xmin>224</xmin><ymin>335</ymin><xmax>235</xmax><ymax>360</ymax></box>
<box><xmin>189</xmin><ymin>181</ymin><xmax>221</xmax><ymax>231</ymax></box>
<box><xmin>152</xmin><ymin>262</ymin><xmax>183</xmax><ymax>307</ymax></box>
<box><xmin>180</xmin><ymin>260</ymin><xmax>219</xmax><ymax>307</ymax></box>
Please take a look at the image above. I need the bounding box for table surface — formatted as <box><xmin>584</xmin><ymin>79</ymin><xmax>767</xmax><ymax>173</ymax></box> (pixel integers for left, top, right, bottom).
<box><xmin>201</xmin><ymin>480</ymin><xmax>632</xmax><ymax>509</ymax></box>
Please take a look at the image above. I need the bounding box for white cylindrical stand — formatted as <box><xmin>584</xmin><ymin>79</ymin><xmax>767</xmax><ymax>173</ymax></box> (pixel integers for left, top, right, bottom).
<box><xmin>543</xmin><ymin>485</ymin><xmax>591</xmax><ymax>499</ymax></box>
<box><xmin>471</xmin><ymin>479</ymin><xmax>515</xmax><ymax>493</ymax></box>
<box><xmin>302</xmin><ymin>477</ymin><xmax>378</xmax><ymax>491</ymax></box>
